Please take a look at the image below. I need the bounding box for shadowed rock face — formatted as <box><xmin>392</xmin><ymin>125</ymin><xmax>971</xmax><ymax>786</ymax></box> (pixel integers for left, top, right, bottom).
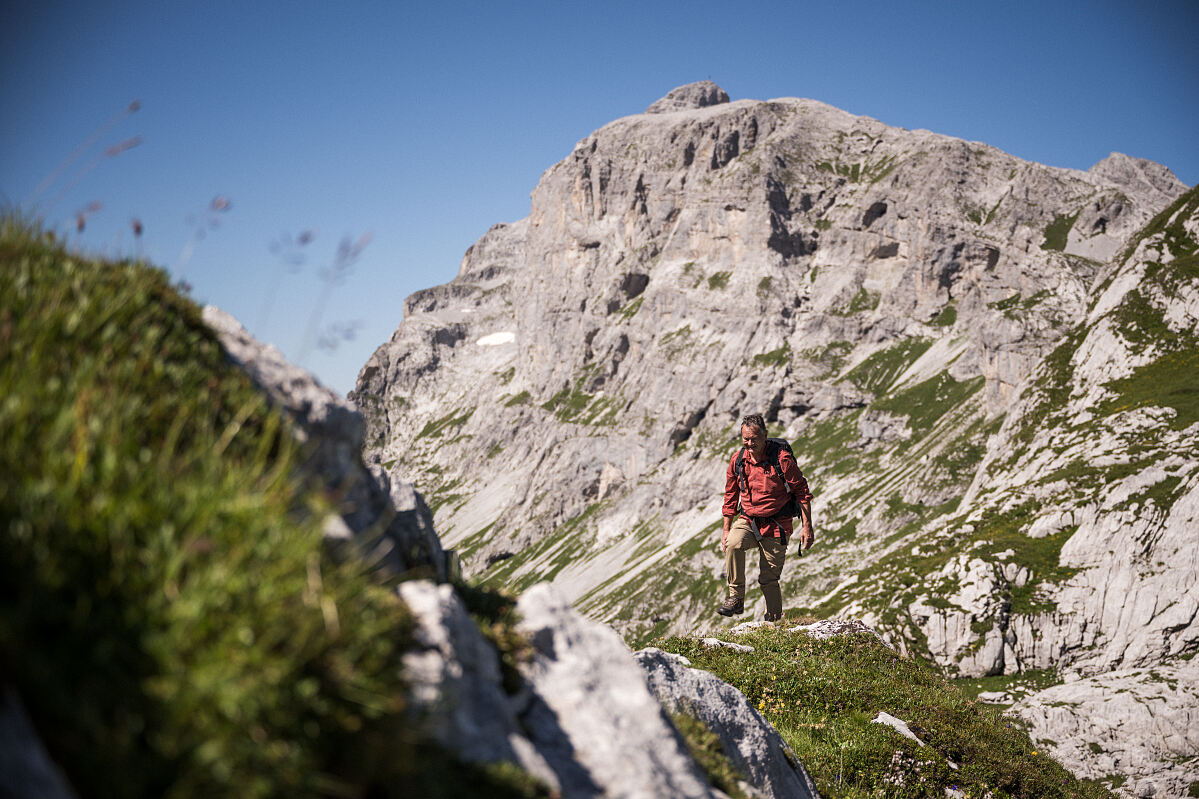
<box><xmin>352</xmin><ymin>84</ymin><xmax>1194</xmax><ymax>791</ymax></box>
<box><xmin>514</xmin><ymin>584</ymin><xmax>721</xmax><ymax>798</ymax></box>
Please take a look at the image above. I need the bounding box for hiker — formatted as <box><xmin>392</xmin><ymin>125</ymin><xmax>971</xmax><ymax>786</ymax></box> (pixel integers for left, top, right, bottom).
<box><xmin>719</xmin><ymin>413</ymin><xmax>813</xmax><ymax>621</ymax></box>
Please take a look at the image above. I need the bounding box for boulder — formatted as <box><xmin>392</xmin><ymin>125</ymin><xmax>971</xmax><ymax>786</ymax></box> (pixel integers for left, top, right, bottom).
<box><xmin>514</xmin><ymin>584</ymin><xmax>719</xmax><ymax>798</ymax></box>
<box><xmin>635</xmin><ymin>647</ymin><xmax>821</xmax><ymax>799</ymax></box>
<box><xmin>397</xmin><ymin>581</ymin><xmax>557</xmax><ymax>789</ymax></box>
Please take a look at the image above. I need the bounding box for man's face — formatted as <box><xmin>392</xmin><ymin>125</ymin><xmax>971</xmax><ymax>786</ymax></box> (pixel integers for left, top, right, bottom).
<box><xmin>741</xmin><ymin>425</ymin><xmax>766</xmax><ymax>458</ymax></box>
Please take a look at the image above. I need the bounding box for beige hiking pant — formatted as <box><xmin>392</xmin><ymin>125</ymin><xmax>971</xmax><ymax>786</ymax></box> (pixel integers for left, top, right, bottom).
<box><xmin>725</xmin><ymin>517</ymin><xmax>788</xmax><ymax>615</ymax></box>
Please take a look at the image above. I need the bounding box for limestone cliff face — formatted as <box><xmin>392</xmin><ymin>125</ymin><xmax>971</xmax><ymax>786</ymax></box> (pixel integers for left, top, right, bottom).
<box><xmin>352</xmin><ymin>84</ymin><xmax>1192</xmax><ymax>795</ymax></box>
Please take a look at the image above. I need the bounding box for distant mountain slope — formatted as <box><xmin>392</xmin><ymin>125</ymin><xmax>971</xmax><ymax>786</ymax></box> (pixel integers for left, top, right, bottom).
<box><xmin>352</xmin><ymin>83</ymin><xmax>1193</xmax><ymax>796</ymax></box>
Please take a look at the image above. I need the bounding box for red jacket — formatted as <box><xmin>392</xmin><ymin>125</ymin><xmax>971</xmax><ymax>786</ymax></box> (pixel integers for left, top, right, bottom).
<box><xmin>723</xmin><ymin>445</ymin><xmax>812</xmax><ymax>538</ymax></box>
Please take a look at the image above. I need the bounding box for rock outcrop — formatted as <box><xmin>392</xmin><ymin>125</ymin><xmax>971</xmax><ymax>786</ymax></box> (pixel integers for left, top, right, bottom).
<box><xmin>397</xmin><ymin>581</ymin><xmax>557</xmax><ymax>786</ymax></box>
<box><xmin>514</xmin><ymin>584</ymin><xmax>720</xmax><ymax>798</ymax></box>
<box><xmin>352</xmin><ymin>82</ymin><xmax>1194</xmax><ymax>792</ymax></box>
<box><xmin>646</xmin><ymin>80</ymin><xmax>730</xmax><ymax>113</ymax></box>
<box><xmin>1009</xmin><ymin>658</ymin><xmax>1199</xmax><ymax>799</ymax></box>
<box><xmin>398</xmin><ymin>579</ymin><xmax>819</xmax><ymax>798</ymax></box>
<box><xmin>636</xmin><ymin>647</ymin><xmax>821</xmax><ymax>799</ymax></box>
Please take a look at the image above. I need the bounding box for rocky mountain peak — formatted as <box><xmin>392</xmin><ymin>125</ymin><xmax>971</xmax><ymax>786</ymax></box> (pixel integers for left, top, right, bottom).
<box><xmin>1088</xmin><ymin>151</ymin><xmax>1186</xmax><ymax>198</ymax></box>
<box><xmin>645</xmin><ymin>80</ymin><xmax>730</xmax><ymax>113</ymax></box>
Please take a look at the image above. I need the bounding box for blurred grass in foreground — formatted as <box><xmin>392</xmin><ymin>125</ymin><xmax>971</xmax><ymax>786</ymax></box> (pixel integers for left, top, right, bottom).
<box><xmin>0</xmin><ymin>217</ymin><xmax>545</xmax><ymax>798</ymax></box>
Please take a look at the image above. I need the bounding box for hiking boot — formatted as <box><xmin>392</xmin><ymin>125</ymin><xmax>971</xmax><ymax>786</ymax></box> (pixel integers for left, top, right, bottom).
<box><xmin>717</xmin><ymin>596</ymin><xmax>745</xmax><ymax>617</ymax></box>
<box><xmin>764</xmin><ymin>611</ymin><xmax>784</xmax><ymax>623</ymax></box>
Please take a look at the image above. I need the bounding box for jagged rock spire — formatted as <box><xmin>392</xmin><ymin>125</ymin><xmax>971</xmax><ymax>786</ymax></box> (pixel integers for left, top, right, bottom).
<box><xmin>645</xmin><ymin>80</ymin><xmax>730</xmax><ymax>114</ymax></box>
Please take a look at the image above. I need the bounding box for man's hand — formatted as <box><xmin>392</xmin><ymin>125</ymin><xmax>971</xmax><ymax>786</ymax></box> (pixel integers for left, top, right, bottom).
<box><xmin>798</xmin><ymin>522</ymin><xmax>814</xmax><ymax>552</ymax></box>
<box><xmin>720</xmin><ymin>516</ymin><xmax>732</xmax><ymax>553</ymax></box>
<box><xmin>797</xmin><ymin>500</ymin><xmax>814</xmax><ymax>552</ymax></box>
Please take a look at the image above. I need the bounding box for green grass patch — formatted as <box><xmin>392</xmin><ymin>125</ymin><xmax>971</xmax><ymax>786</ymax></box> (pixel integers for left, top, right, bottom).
<box><xmin>1117</xmin><ymin>184</ymin><xmax>1199</xmax><ymax>265</ymax></box>
<box><xmin>757</xmin><ymin>276</ymin><xmax>773</xmax><ymax>298</ymax></box>
<box><xmin>1099</xmin><ymin>347</ymin><xmax>1199</xmax><ymax>430</ymax></box>
<box><xmin>662</xmin><ymin>324</ymin><xmax>695</xmax><ymax>359</ymax></box>
<box><xmin>1008</xmin><ymin>326</ymin><xmax>1084</xmax><ymax>447</ymax></box>
<box><xmin>932</xmin><ymin>415</ymin><xmax>1002</xmax><ymax>477</ymax></box>
<box><xmin>842</xmin><ymin>338</ymin><xmax>932</xmax><ymax>394</ymax></box>
<box><xmin>707</xmin><ymin>271</ymin><xmax>732</xmax><ymax>290</ymax></box>
<box><xmin>799</xmin><ymin>340</ymin><xmax>854</xmax><ymax>376</ymax></box>
<box><xmin>955</xmin><ymin>669</ymin><xmax>1061</xmax><ymax>703</ymax></box>
<box><xmin>796</xmin><ymin>409</ymin><xmax>865</xmax><ymax>473</ymax></box>
<box><xmin>504</xmin><ymin>390</ymin><xmax>532</xmax><ymax>407</ymax></box>
<box><xmin>679</xmin><ymin>519</ymin><xmax>724</xmax><ymax>560</ymax></box>
<box><xmin>418</xmin><ymin>407</ymin><xmax>475</xmax><ymax>438</ymax></box>
<box><xmin>660</xmin><ymin>628</ymin><xmax>1111</xmax><ymax>798</ymax></box>
<box><xmin>865</xmin><ymin>153</ymin><xmax>900</xmax><ymax>185</ymax></box>
<box><xmin>617</xmin><ymin>294</ymin><xmax>644</xmax><ymax>321</ymax></box>
<box><xmin>833</xmin><ymin>288</ymin><xmax>881</xmax><ymax>316</ymax></box>
<box><xmin>840</xmin><ymin>497</ymin><xmax>1076</xmax><ymax>635</ymax></box>
<box><xmin>984</xmin><ymin>197</ymin><xmax>1003</xmax><ymax>226</ymax></box>
<box><xmin>967</xmin><ymin>506</ymin><xmax>1079</xmax><ymax>615</ymax></box>
<box><xmin>542</xmin><ymin>387</ymin><xmax>593</xmax><ymax>421</ymax></box>
<box><xmin>752</xmin><ymin>343</ymin><xmax>792</xmax><ymax>368</ymax></box>
<box><xmin>0</xmin><ymin>218</ymin><xmax>544</xmax><ymax>797</ymax></box>
<box><xmin>1040</xmin><ymin>210</ymin><xmax>1080</xmax><ymax>252</ymax></box>
<box><xmin>930</xmin><ymin>304</ymin><xmax>957</xmax><ymax>327</ymax></box>
<box><xmin>539</xmin><ymin>365</ymin><xmax>620</xmax><ymax>425</ymax></box>
<box><xmin>481</xmin><ymin>503</ymin><xmax>605</xmax><ymax>591</ymax></box>
<box><xmin>872</xmin><ymin>371</ymin><xmax>985</xmax><ymax>435</ymax></box>
<box><xmin>822</xmin><ymin>517</ymin><xmax>860</xmax><ymax>547</ymax></box>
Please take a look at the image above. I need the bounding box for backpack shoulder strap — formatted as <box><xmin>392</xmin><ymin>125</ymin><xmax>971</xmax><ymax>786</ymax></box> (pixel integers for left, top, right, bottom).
<box><xmin>765</xmin><ymin>439</ymin><xmax>784</xmax><ymax>475</ymax></box>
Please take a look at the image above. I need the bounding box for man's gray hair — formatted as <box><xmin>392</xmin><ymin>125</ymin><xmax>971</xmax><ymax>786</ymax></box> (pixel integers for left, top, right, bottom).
<box><xmin>740</xmin><ymin>414</ymin><xmax>767</xmax><ymax>434</ymax></box>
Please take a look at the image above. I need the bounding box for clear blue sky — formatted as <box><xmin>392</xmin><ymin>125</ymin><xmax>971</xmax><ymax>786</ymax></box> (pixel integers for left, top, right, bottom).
<box><xmin>3</xmin><ymin>0</ymin><xmax>1196</xmax><ymax>394</ymax></box>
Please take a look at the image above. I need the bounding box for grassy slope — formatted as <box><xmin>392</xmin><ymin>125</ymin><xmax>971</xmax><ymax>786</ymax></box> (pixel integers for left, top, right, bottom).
<box><xmin>0</xmin><ymin>220</ymin><xmax>545</xmax><ymax>799</ymax></box>
<box><xmin>659</xmin><ymin>627</ymin><xmax>1113</xmax><ymax>799</ymax></box>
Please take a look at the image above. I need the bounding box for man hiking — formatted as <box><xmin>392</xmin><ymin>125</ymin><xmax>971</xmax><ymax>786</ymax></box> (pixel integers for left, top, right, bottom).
<box><xmin>719</xmin><ymin>414</ymin><xmax>813</xmax><ymax>621</ymax></box>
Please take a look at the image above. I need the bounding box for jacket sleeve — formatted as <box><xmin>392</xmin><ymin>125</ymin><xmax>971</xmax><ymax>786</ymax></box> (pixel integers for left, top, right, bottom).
<box><xmin>722</xmin><ymin>453</ymin><xmax>740</xmax><ymax>516</ymax></box>
<box><xmin>779</xmin><ymin>450</ymin><xmax>812</xmax><ymax>504</ymax></box>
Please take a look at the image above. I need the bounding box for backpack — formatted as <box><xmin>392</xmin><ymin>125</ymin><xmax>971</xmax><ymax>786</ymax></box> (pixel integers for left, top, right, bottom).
<box><xmin>734</xmin><ymin>438</ymin><xmax>802</xmax><ymax>519</ymax></box>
